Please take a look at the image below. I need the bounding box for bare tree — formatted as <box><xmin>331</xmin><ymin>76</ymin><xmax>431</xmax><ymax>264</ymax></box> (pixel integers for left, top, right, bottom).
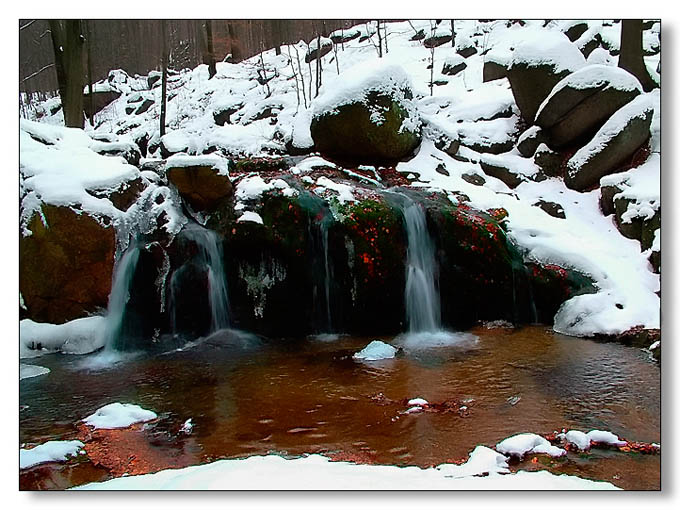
<box><xmin>49</xmin><ymin>20</ymin><xmax>85</xmax><ymax>127</ymax></box>
<box><xmin>292</xmin><ymin>42</ymin><xmax>307</xmax><ymax>108</ymax></box>
<box><xmin>619</xmin><ymin>19</ymin><xmax>657</xmax><ymax>92</ymax></box>
<box><xmin>85</xmin><ymin>21</ymin><xmax>94</xmax><ymax>123</ymax></box>
<box><xmin>451</xmin><ymin>20</ymin><xmax>456</xmax><ymax>47</ymax></box>
<box><xmin>160</xmin><ymin>20</ymin><xmax>168</xmax><ymax>137</ymax></box>
<box><xmin>205</xmin><ymin>20</ymin><xmax>217</xmax><ymax>79</ymax></box>
<box><xmin>429</xmin><ymin>21</ymin><xmax>436</xmax><ymax>96</ymax></box>
<box><xmin>376</xmin><ymin>20</ymin><xmax>383</xmax><ymax>58</ymax></box>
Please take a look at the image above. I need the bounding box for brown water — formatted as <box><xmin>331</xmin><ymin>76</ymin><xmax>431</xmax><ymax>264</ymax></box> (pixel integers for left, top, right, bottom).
<box><xmin>19</xmin><ymin>326</ymin><xmax>660</xmax><ymax>490</ymax></box>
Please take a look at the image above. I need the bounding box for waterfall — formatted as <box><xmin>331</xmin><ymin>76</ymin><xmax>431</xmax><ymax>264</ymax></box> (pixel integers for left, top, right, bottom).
<box><xmin>402</xmin><ymin>199</ymin><xmax>441</xmax><ymax>333</ymax></box>
<box><xmin>320</xmin><ymin>219</ymin><xmax>333</xmax><ymax>332</ymax></box>
<box><xmin>103</xmin><ymin>245</ymin><xmax>140</xmax><ymax>351</ymax></box>
<box><xmin>176</xmin><ymin>223</ymin><xmax>230</xmax><ymax>333</ymax></box>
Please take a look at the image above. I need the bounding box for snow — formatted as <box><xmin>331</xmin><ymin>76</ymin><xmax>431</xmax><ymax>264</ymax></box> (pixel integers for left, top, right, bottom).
<box><xmin>179</xmin><ymin>419</ymin><xmax>193</xmax><ymax>435</ymax></box>
<box><xmin>20</xmin><ymin>316</ymin><xmax>107</xmax><ymax>359</ymax></box>
<box><xmin>586</xmin><ymin>430</ymin><xmax>626</xmax><ymax>446</ymax></box>
<box><xmin>165</xmin><ymin>154</ymin><xmax>230</xmax><ymax>176</ymax></box>
<box><xmin>568</xmin><ymin>93</ymin><xmax>655</xmax><ymax>172</ymax></box>
<box><xmin>353</xmin><ymin>340</ymin><xmax>398</xmax><ymax>361</ymax></box>
<box><xmin>82</xmin><ymin>403</ymin><xmax>158</xmax><ymax>429</ymax></box>
<box><xmin>600</xmin><ymin>153</ymin><xmax>660</xmax><ymax>224</ymax></box>
<box><xmin>237</xmin><ymin>211</ymin><xmax>264</xmax><ymax>225</ymax></box>
<box><xmin>235</xmin><ymin>175</ymin><xmax>296</xmax><ymax>202</ymax></box>
<box><xmin>315</xmin><ymin>176</ymin><xmax>355</xmax><ymax>204</ymax></box>
<box><xmin>308</xmin><ymin>36</ymin><xmax>332</xmax><ymax>52</ymax></box>
<box><xmin>407</xmin><ymin>398</ymin><xmax>428</xmax><ymax>406</ymax></box>
<box><xmin>19</xmin><ymin>363</ymin><xmax>50</xmax><ymax>380</ymax></box>
<box><xmin>496</xmin><ymin>433</ymin><xmax>566</xmax><ymax>458</ymax></box>
<box><xmin>20</xmin><ymin>440</ymin><xmax>84</xmax><ymax>470</ymax></box>
<box><xmin>311</xmin><ymin>59</ymin><xmax>419</xmax><ymax>132</ymax></box>
<box><xmin>558</xmin><ymin>430</ymin><xmax>591</xmax><ymax>450</ymax></box>
<box><xmin>20</xmin><ymin>120</ymin><xmax>140</xmax><ymax>234</ymax></box>
<box><xmin>72</xmin><ymin>449</ymin><xmax>618</xmax><ymax>490</ymax></box>
<box><xmin>510</xmin><ymin>28</ymin><xmax>586</xmax><ymax>73</ymax></box>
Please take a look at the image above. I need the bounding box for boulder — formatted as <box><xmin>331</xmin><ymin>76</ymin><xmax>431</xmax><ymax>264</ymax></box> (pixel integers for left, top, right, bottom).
<box><xmin>516</xmin><ymin>126</ymin><xmax>548</xmax><ymax>157</ymax></box>
<box><xmin>457</xmin><ymin>44</ymin><xmax>478</xmax><ymax>58</ymax></box>
<box><xmin>479</xmin><ymin>159</ymin><xmax>524</xmax><ymax>188</ymax></box>
<box><xmin>441</xmin><ymin>56</ymin><xmax>467</xmax><ymax>76</ymax></box>
<box><xmin>305</xmin><ymin>37</ymin><xmax>333</xmax><ymax>63</ymax></box>
<box><xmin>135</xmin><ymin>98</ymin><xmax>155</xmax><ymax>115</ymax></box>
<box><xmin>565</xmin><ymin>95</ymin><xmax>653</xmax><ymax>191</ymax></box>
<box><xmin>535</xmin><ymin>65</ymin><xmax>642</xmax><ymax>149</ymax></box>
<box><xmin>310</xmin><ymin>62</ymin><xmax>421</xmax><ymax>164</ymax></box>
<box><xmin>84</xmin><ymin>90</ymin><xmax>121</xmax><ymax>119</ymax></box>
<box><xmin>507</xmin><ymin>31</ymin><xmax>586</xmax><ymax>123</ymax></box>
<box><xmin>20</xmin><ymin>204</ymin><xmax>115</xmax><ymax>324</ymax></box>
<box><xmin>535</xmin><ymin>200</ymin><xmax>566</xmax><ymax>219</ymax></box>
<box><xmin>213</xmin><ymin>104</ymin><xmax>242</xmax><ymax>126</ymax></box>
<box><xmin>89</xmin><ymin>176</ymin><xmax>147</xmax><ymax>212</ymax></box>
<box><xmin>410</xmin><ymin>29</ymin><xmax>426</xmax><ymax>41</ymax></box>
<box><xmin>563</xmin><ymin>21</ymin><xmax>589</xmax><ymax>42</ymax></box>
<box><xmin>533</xmin><ymin>143</ymin><xmax>563</xmax><ymax>177</ymax></box>
<box><xmin>424</xmin><ymin>34</ymin><xmax>452</xmax><ymax>48</ymax></box>
<box><xmin>483</xmin><ymin>60</ymin><xmax>507</xmax><ymax>82</ymax></box>
<box><xmin>166</xmin><ymin>157</ymin><xmax>233</xmax><ymax>211</ymax></box>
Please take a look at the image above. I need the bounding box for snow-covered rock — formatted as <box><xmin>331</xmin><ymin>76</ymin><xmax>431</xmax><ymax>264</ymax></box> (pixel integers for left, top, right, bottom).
<box><xmin>82</xmin><ymin>403</ymin><xmax>158</xmax><ymax>429</ymax></box>
<box><xmin>353</xmin><ymin>340</ymin><xmax>398</xmax><ymax>361</ymax></box>
<box><xmin>20</xmin><ymin>440</ymin><xmax>84</xmax><ymax>470</ymax></box>
<box><xmin>496</xmin><ymin>433</ymin><xmax>567</xmax><ymax>459</ymax></box>
<box><xmin>20</xmin><ymin>317</ymin><xmax>106</xmax><ymax>359</ymax></box>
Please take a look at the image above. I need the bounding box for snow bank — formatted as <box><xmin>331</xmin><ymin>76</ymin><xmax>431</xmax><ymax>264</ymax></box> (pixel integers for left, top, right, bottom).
<box><xmin>20</xmin><ymin>440</ymin><xmax>84</xmax><ymax>469</ymax></box>
<box><xmin>353</xmin><ymin>340</ymin><xmax>398</xmax><ymax>361</ymax></box>
<box><xmin>19</xmin><ymin>363</ymin><xmax>50</xmax><ymax>380</ymax></box>
<box><xmin>20</xmin><ymin>316</ymin><xmax>106</xmax><ymax>359</ymax></box>
<box><xmin>82</xmin><ymin>403</ymin><xmax>157</xmax><ymax>429</ymax></box>
<box><xmin>72</xmin><ymin>450</ymin><xmax>618</xmax><ymax>490</ymax></box>
<box><xmin>496</xmin><ymin>433</ymin><xmax>566</xmax><ymax>458</ymax></box>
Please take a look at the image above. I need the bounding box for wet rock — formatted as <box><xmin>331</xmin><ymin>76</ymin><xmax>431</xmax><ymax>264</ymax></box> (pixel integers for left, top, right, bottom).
<box><xmin>166</xmin><ymin>163</ymin><xmax>233</xmax><ymax>211</ymax></box>
<box><xmin>20</xmin><ymin>204</ymin><xmax>115</xmax><ymax>324</ymax></box>
<box><xmin>593</xmin><ymin>326</ymin><xmax>660</xmax><ymax>349</ymax></box>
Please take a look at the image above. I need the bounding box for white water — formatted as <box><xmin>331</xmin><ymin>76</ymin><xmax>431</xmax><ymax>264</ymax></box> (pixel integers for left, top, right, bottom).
<box><xmin>176</xmin><ymin>224</ymin><xmax>230</xmax><ymax>332</ymax></box>
<box><xmin>402</xmin><ymin>199</ymin><xmax>441</xmax><ymax>333</ymax></box>
<box><xmin>103</xmin><ymin>246</ymin><xmax>141</xmax><ymax>352</ymax></box>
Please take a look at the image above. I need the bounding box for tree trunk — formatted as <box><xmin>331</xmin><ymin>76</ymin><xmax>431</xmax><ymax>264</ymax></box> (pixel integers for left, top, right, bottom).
<box><xmin>160</xmin><ymin>20</ymin><xmax>168</xmax><ymax>137</ymax></box>
<box><xmin>377</xmin><ymin>20</ymin><xmax>383</xmax><ymax>58</ymax></box>
<box><xmin>619</xmin><ymin>19</ymin><xmax>657</xmax><ymax>92</ymax></box>
<box><xmin>451</xmin><ymin>20</ymin><xmax>455</xmax><ymax>47</ymax></box>
<box><xmin>49</xmin><ymin>19</ymin><xmax>85</xmax><ymax>128</ymax></box>
<box><xmin>85</xmin><ymin>20</ymin><xmax>94</xmax><ymax>123</ymax></box>
<box><xmin>206</xmin><ymin>20</ymin><xmax>217</xmax><ymax>79</ymax></box>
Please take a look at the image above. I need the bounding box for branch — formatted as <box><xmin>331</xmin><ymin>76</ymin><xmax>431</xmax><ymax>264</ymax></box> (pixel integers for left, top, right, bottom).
<box><xmin>19</xmin><ymin>20</ymin><xmax>36</xmax><ymax>31</ymax></box>
<box><xmin>21</xmin><ymin>63</ymin><xmax>55</xmax><ymax>83</ymax></box>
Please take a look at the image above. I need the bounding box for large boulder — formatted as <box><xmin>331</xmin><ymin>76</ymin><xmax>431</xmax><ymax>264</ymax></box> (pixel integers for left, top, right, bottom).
<box><xmin>535</xmin><ymin>65</ymin><xmax>642</xmax><ymax>149</ymax></box>
<box><xmin>507</xmin><ymin>30</ymin><xmax>586</xmax><ymax>123</ymax></box>
<box><xmin>310</xmin><ymin>62</ymin><xmax>421</xmax><ymax>164</ymax></box>
<box><xmin>305</xmin><ymin>37</ymin><xmax>333</xmax><ymax>63</ymax></box>
<box><xmin>20</xmin><ymin>204</ymin><xmax>116</xmax><ymax>324</ymax></box>
<box><xmin>166</xmin><ymin>155</ymin><xmax>233</xmax><ymax>211</ymax></box>
<box><xmin>565</xmin><ymin>95</ymin><xmax>654</xmax><ymax>191</ymax></box>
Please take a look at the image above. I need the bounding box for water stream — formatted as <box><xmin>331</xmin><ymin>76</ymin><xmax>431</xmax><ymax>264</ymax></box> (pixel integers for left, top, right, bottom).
<box><xmin>102</xmin><ymin>245</ymin><xmax>141</xmax><ymax>352</ymax></box>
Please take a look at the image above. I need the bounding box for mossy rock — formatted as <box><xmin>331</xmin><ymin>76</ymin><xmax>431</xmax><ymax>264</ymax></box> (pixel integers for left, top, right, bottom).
<box><xmin>310</xmin><ymin>90</ymin><xmax>421</xmax><ymax>164</ymax></box>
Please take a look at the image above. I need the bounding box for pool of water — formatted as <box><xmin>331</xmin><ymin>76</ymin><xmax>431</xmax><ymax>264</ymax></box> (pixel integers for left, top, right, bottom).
<box><xmin>20</xmin><ymin>325</ymin><xmax>660</xmax><ymax>490</ymax></box>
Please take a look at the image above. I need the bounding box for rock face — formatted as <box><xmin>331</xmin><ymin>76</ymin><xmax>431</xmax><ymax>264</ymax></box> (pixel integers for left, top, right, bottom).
<box><xmin>166</xmin><ymin>163</ymin><xmax>233</xmax><ymax>211</ymax></box>
<box><xmin>535</xmin><ymin>65</ymin><xmax>642</xmax><ymax>149</ymax></box>
<box><xmin>311</xmin><ymin>92</ymin><xmax>421</xmax><ymax>164</ymax></box>
<box><xmin>20</xmin><ymin>205</ymin><xmax>115</xmax><ymax>324</ymax></box>
<box><xmin>565</xmin><ymin>96</ymin><xmax>653</xmax><ymax>191</ymax></box>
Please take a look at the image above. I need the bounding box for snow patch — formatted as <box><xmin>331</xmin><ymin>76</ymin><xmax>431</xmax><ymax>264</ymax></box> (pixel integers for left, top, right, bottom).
<box><xmin>20</xmin><ymin>440</ymin><xmax>84</xmax><ymax>469</ymax></box>
<box><xmin>353</xmin><ymin>340</ymin><xmax>398</xmax><ymax>361</ymax></box>
<box><xmin>82</xmin><ymin>403</ymin><xmax>158</xmax><ymax>429</ymax></box>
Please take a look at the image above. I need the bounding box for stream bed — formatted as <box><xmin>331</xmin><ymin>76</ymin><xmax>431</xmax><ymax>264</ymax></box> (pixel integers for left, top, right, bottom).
<box><xmin>19</xmin><ymin>325</ymin><xmax>660</xmax><ymax>490</ymax></box>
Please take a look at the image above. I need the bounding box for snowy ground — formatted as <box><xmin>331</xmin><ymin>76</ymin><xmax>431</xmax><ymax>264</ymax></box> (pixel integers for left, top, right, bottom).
<box><xmin>72</xmin><ymin>450</ymin><xmax>619</xmax><ymax>490</ymax></box>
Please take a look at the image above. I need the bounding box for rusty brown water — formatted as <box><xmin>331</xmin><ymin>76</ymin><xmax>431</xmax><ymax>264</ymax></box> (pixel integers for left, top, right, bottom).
<box><xmin>19</xmin><ymin>325</ymin><xmax>660</xmax><ymax>490</ymax></box>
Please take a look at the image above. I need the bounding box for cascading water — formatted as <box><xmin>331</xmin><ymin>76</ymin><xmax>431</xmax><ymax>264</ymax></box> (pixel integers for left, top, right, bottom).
<box><xmin>393</xmin><ymin>193</ymin><xmax>478</xmax><ymax>349</ymax></box>
<box><xmin>103</xmin><ymin>245</ymin><xmax>141</xmax><ymax>352</ymax></box>
<box><xmin>402</xmin><ymin>199</ymin><xmax>441</xmax><ymax>333</ymax></box>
